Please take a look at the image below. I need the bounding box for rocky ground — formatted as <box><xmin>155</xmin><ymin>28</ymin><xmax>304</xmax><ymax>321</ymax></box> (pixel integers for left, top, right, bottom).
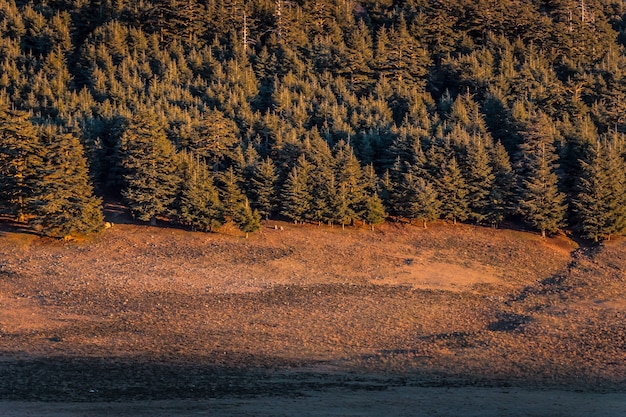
<box><xmin>0</xmin><ymin>217</ymin><xmax>624</xmax><ymax>415</ymax></box>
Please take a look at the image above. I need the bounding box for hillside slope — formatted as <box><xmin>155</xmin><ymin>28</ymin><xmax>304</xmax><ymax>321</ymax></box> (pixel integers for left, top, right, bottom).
<box><xmin>0</xmin><ymin>221</ymin><xmax>624</xmax><ymax>402</ymax></box>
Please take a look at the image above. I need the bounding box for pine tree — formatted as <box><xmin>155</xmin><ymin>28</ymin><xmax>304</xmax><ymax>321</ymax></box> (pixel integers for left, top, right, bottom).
<box><xmin>517</xmin><ymin>113</ymin><xmax>567</xmax><ymax>237</ymax></box>
<box><xmin>332</xmin><ymin>141</ymin><xmax>364</xmax><ymax>227</ymax></box>
<box><xmin>29</xmin><ymin>128</ymin><xmax>104</xmax><ymax>238</ymax></box>
<box><xmin>177</xmin><ymin>151</ymin><xmax>224</xmax><ymax>232</ymax></box>
<box><xmin>119</xmin><ymin>112</ymin><xmax>180</xmax><ymax>225</ymax></box>
<box><xmin>404</xmin><ymin>173</ymin><xmax>441</xmax><ymax>228</ymax></box>
<box><xmin>179</xmin><ymin>109</ymin><xmax>241</xmax><ymax>171</ymax></box>
<box><xmin>0</xmin><ymin>105</ymin><xmax>42</xmax><ymax>222</ymax></box>
<box><xmin>437</xmin><ymin>157</ymin><xmax>469</xmax><ymax>224</ymax></box>
<box><xmin>574</xmin><ymin>136</ymin><xmax>626</xmax><ymax>241</ymax></box>
<box><xmin>281</xmin><ymin>155</ymin><xmax>312</xmax><ymax>224</ymax></box>
<box><xmin>487</xmin><ymin>141</ymin><xmax>516</xmax><ymax>226</ymax></box>
<box><xmin>464</xmin><ymin>137</ymin><xmax>495</xmax><ymax>223</ymax></box>
<box><xmin>217</xmin><ymin>165</ymin><xmax>247</xmax><ymax>220</ymax></box>
<box><xmin>363</xmin><ymin>192</ymin><xmax>386</xmax><ymax>231</ymax></box>
<box><xmin>234</xmin><ymin>198</ymin><xmax>261</xmax><ymax>238</ymax></box>
<box><xmin>250</xmin><ymin>157</ymin><xmax>278</xmax><ymax>220</ymax></box>
<box><xmin>602</xmin><ymin>136</ymin><xmax>626</xmax><ymax>239</ymax></box>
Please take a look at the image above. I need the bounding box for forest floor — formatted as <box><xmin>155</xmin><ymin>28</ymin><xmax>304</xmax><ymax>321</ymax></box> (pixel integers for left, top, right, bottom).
<box><xmin>0</xmin><ymin>211</ymin><xmax>625</xmax><ymax>416</ymax></box>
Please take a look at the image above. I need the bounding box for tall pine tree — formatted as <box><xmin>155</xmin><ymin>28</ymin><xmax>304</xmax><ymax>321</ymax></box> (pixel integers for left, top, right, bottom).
<box><xmin>177</xmin><ymin>151</ymin><xmax>224</xmax><ymax>232</ymax></box>
<box><xmin>119</xmin><ymin>112</ymin><xmax>180</xmax><ymax>225</ymax></box>
<box><xmin>0</xmin><ymin>105</ymin><xmax>42</xmax><ymax>223</ymax></box>
<box><xmin>516</xmin><ymin>112</ymin><xmax>567</xmax><ymax>237</ymax></box>
<box><xmin>30</xmin><ymin>127</ymin><xmax>104</xmax><ymax>238</ymax></box>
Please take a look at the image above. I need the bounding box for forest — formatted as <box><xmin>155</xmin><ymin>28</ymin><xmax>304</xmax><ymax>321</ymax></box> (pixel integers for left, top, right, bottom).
<box><xmin>1</xmin><ymin>0</ymin><xmax>626</xmax><ymax>241</ymax></box>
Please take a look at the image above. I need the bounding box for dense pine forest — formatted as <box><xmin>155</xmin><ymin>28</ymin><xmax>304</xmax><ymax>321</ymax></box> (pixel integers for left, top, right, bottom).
<box><xmin>2</xmin><ymin>0</ymin><xmax>626</xmax><ymax>240</ymax></box>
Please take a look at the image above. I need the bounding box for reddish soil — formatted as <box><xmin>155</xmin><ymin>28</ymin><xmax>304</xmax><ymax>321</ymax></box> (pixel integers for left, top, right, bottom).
<box><xmin>0</xmin><ymin>219</ymin><xmax>624</xmax><ymax>414</ymax></box>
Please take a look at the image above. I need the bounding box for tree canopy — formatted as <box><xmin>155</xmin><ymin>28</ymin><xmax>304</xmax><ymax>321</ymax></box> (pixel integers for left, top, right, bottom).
<box><xmin>2</xmin><ymin>0</ymin><xmax>626</xmax><ymax>239</ymax></box>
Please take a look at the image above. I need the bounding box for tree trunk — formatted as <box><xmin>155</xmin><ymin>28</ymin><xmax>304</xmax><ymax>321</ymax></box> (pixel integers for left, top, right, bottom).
<box><xmin>541</xmin><ymin>229</ymin><xmax>546</xmax><ymax>238</ymax></box>
<box><xmin>150</xmin><ymin>216</ymin><xmax>157</xmax><ymax>226</ymax></box>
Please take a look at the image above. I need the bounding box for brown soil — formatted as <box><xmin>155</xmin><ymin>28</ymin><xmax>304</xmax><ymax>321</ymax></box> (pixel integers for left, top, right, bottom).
<box><xmin>0</xmin><ymin>219</ymin><xmax>625</xmax><ymax>414</ymax></box>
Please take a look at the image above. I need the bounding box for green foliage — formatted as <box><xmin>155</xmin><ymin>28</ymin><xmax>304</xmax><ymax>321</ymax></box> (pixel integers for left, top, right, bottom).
<box><xmin>29</xmin><ymin>127</ymin><xmax>104</xmax><ymax>238</ymax></box>
<box><xmin>234</xmin><ymin>198</ymin><xmax>261</xmax><ymax>238</ymax></box>
<box><xmin>281</xmin><ymin>155</ymin><xmax>312</xmax><ymax>224</ymax></box>
<box><xmin>1</xmin><ymin>0</ymin><xmax>626</xmax><ymax>237</ymax></box>
<box><xmin>217</xmin><ymin>165</ymin><xmax>247</xmax><ymax>220</ymax></box>
<box><xmin>574</xmin><ymin>136</ymin><xmax>626</xmax><ymax>241</ymax></box>
<box><xmin>0</xmin><ymin>105</ymin><xmax>42</xmax><ymax>222</ymax></box>
<box><xmin>488</xmin><ymin>141</ymin><xmax>516</xmax><ymax>226</ymax></box>
<box><xmin>405</xmin><ymin>175</ymin><xmax>441</xmax><ymax>228</ymax></box>
<box><xmin>437</xmin><ymin>157</ymin><xmax>469</xmax><ymax>224</ymax></box>
<box><xmin>250</xmin><ymin>157</ymin><xmax>278</xmax><ymax>219</ymax></box>
<box><xmin>516</xmin><ymin>113</ymin><xmax>567</xmax><ymax>237</ymax></box>
<box><xmin>177</xmin><ymin>151</ymin><xmax>224</xmax><ymax>232</ymax></box>
<box><xmin>119</xmin><ymin>112</ymin><xmax>180</xmax><ymax>224</ymax></box>
<box><xmin>363</xmin><ymin>192</ymin><xmax>386</xmax><ymax>230</ymax></box>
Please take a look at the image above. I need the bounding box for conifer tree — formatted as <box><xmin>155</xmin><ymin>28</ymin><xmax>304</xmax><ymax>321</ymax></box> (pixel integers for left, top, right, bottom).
<box><xmin>332</xmin><ymin>140</ymin><xmax>364</xmax><ymax>226</ymax></box>
<box><xmin>250</xmin><ymin>157</ymin><xmax>278</xmax><ymax>220</ymax></box>
<box><xmin>177</xmin><ymin>151</ymin><xmax>224</xmax><ymax>232</ymax></box>
<box><xmin>488</xmin><ymin>141</ymin><xmax>516</xmax><ymax>226</ymax></box>
<box><xmin>119</xmin><ymin>112</ymin><xmax>180</xmax><ymax>225</ymax></box>
<box><xmin>281</xmin><ymin>155</ymin><xmax>312</xmax><ymax>224</ymax></box>
<box><xmin>404</xmin><ymin>173</ymin><xmax>441</xmax><ymax>228</ymax></box>
<box><xmin>343</xmin><ymin>19</ymin><xmax>373</xmax><ymax>90</ymax></box>
<box><xmin>29</xmin><ymin>128</ymin><xmax>104</xmax><ymax>238</ymax></box>
<box><xmin>234</xmin><ymin>198</ymin><xmax>261</xmax><ymax>238</ymax></box>
<box><xmin>217</xmin><ymin>165</ymin><xmax>247</xmax><ymax>220</ymax></box>
<box><xmin>0</xmin><ymin>105</ymin><xmax>42</xmax><ymax>222</ymax></box>
<box><xmin>363</xmin><ymin>192</ymin><xmax>386</xmax><ymax>231</ymax></box>
<box><xmin>437</xmin><ymin>157</ymin><xmax>469</xmax><ymax>224</ymax></box>
<box><xmin>517</xmin><ymin>113</ymin><xmax>567</xmax><ymax>237</ymax></box>
<box><xmin>574</xmin><ymin>137</ymin><xmax>626</xmax><ymax>241</ymax></box>
<box><xmin>180</xmin><ymin>109</ymin><xmax>241</xmax><ymax>171</ymax></box>
<box><xmin>309</xmin><ymin>160</ymin><xmax>334</xmax><ymax>225</ymax></box>
<box><xmin>398</xmin><ymin>170</ymin><xmax>441</xmax><ymax>228</ymax></box>
<box><xmin>465</xmin><ymin>137</ymin><xmax>495</xmax><ymax>223</ymax></box>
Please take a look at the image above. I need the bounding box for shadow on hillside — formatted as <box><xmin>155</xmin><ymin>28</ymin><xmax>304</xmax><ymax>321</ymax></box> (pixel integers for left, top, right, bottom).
<box><xmin>2</xmin><ymin>348</ymin><xmax>623</xmax><ymax>403</ymax></box>
<box><xmin>0</xmin><ymin>354</ymin><xmax>414</xmax><ymax>402</ymax></box>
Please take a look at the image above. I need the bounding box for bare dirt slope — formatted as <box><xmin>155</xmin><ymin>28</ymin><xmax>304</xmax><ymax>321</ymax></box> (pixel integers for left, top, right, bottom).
<box><xmin>0</xmin><ymin>220</ymin><xmax>625</xmax><ymax>414</ymax></box>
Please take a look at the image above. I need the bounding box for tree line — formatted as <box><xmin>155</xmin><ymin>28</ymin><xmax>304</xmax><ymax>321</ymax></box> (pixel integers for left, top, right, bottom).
<box><xmin>1</xmin><ymin>0</ymin><xmax>626</xmax><ymax>241</ymax></box>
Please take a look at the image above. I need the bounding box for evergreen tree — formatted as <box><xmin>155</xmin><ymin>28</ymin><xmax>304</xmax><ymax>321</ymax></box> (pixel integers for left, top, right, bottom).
<box><xmin>179</xmin><ymin>109</ymin><xmax>241</xmax><ymax>171</ymax></box>
<box><xmin>29</xmin><ymin>127</ymin><xmax>103</xmax><ymax>238</ymax></box>
<box><xmin>177</xmin><ymin>151</ymin><xmax>224</xmax><ymax>232</ymax></box>
<box><xmin>234</xmin><ymin>198</ymin><xmax>261</xmax><ymax>238</ymax></box>
<box><xmin>281</xmin><ymin>155</ymin><xmax>312</xmax><ymax>224</ymax></box>
<box><xmin>362</xmin><ymin>192</ymin><xmax>386</xmax><ymax>231</ymax></box>
<box><xmin>119</xmin><ymin>112</ymin><xmax>180</xmax><ymax>225</ymax></box>
<box><xmin>404</xmin><ymin>173</ymin><xmax>441</xmax><ymax>228</ymax></box>
<box><xmin>517</xmin><ymin>113</ymin><xmax>567</xmax><ymax>237</ymax></box>
<box><xmin>488</xmin><ymin>141</ymin><xmax>516</xmax><ymax>226</ymax></box>
<box><xmin>464</xmin><ymin>137</ymin><xmax>495</xmax><ymax>223</ymax></box>
<box><xmin>250</xmin><ymin>157</ymin><xmax>278</xmax><ymax>219</ymax></box>
<box><xmin>0</xmin><ymin>105</ymin><xmax>42</xmax><ymax>222</ymax></box>
<box><xmin>217</xmin><ymin>165</ymin><xmax>247</xmax><ymax>220</ymax></box>
<box><xmin>332</xmin><ymin>140</ymin><xmax>364</xmax><ymax>227</ymax></box>
<box><xmin>574</xmin><ymin>136</ymin><xmax>626</xmax><ymax>241</ymax></box>
<box><xmin>437</xmin><ymin>157</ymin><xmax>469</xmax><ymax>224</ymax></box>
